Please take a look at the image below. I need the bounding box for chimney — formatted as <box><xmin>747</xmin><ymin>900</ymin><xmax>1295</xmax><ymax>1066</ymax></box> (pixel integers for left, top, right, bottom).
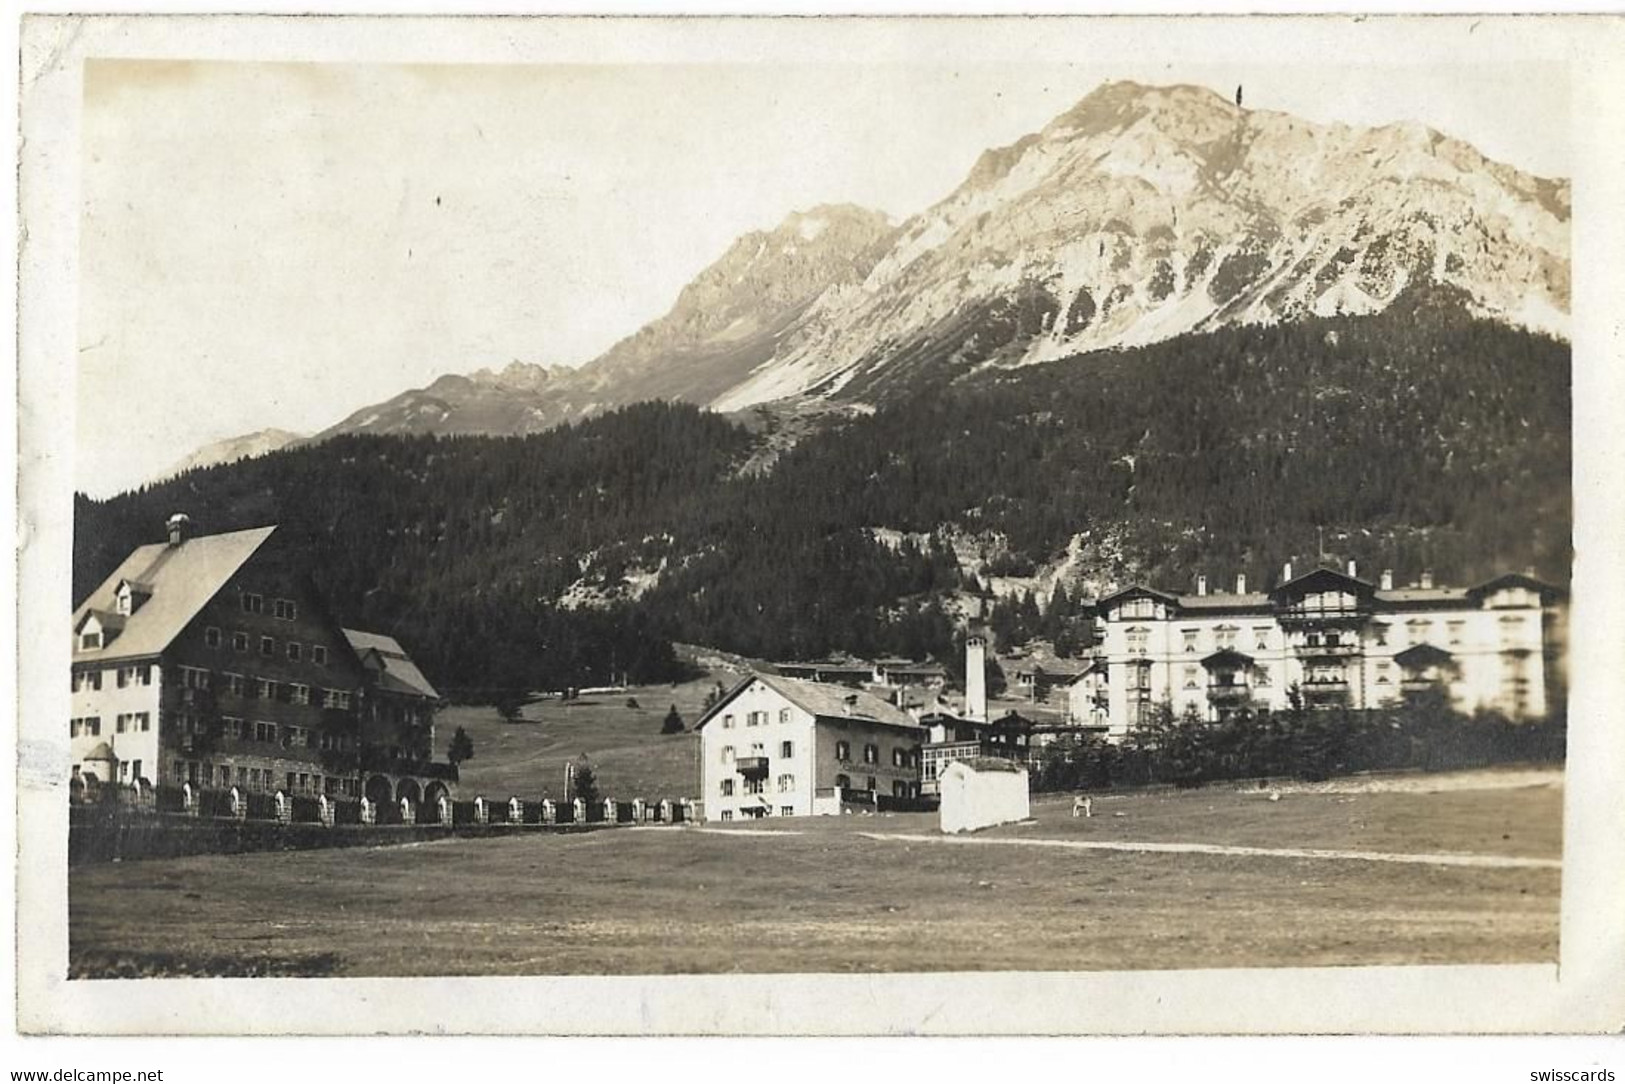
<box><xmin>965</xmin><ymin>635</ymin><xmax>988</xmax><ymax>723</ymax></box>
<box><xmin>1420</xmin><ymin>569</ymin><xmax>1435</xmax><ymax>590</ymax></box>
<box><xmin>1282</xmin><ymin>561</ymin><xmax>1293</xmax><ymax>585</ymax></box>
<box><xmin>1347</xmin><ymin>559</ymin><xmax>1358</xmax><ymax>579</ymax></box>
<box><xmin>166</xmin><ymin>513</ymin><xmax>191</xmax><ymax>547</ymax></box>
<box><xmin>1236</xmin><ymin>573</ymin><xmax>1247</xmax><ymax>595</ymax></box>
<box><xmin>1380</xmin><ymin>569</ymin><xmax>1394</xmax><ymax>591</ymax></box>
<box><xmin>1196</xmin><ymin>574</ymin><xmax>1208</xmax><ymax>597</ymax></box>
<box><xmin>843</xmin><ymin>693</ymin><xmax>859</xmax><ymax>716</ymax></box>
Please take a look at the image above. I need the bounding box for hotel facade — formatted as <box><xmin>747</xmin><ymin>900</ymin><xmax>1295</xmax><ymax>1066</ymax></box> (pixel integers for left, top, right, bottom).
<box><xmin>1076</xmin><ymin>564</ymin><xmax>1563</xmax><ymax>738</ymax></box>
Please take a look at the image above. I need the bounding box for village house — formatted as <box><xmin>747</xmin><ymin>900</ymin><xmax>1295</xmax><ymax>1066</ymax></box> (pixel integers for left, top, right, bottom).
<box><xmin>696</xmin><ymin>674</ymin><xmax>923</xmax><ymax>822</ymax></box>
<box><xmin>70</xmin><ymin>514</ymin><xmax>455</xmax><ymax>806</ymax></box>
<box><xmin>917</xmin><ymin>634</ymin><xmax>1034</xmax><ymax>794</ymax></box>
<box><xmin>1088</xmin><ymin>563</ymin><xmax>1563</xmax><ymax>737</ymax></box>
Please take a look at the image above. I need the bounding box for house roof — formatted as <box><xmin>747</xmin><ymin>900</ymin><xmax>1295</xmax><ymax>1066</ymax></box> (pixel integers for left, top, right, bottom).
<box><xmin>1201</xmin><ymin>648</ymin><xmax>1255</xmax><ymax>668</ymax></box>
<box><xmin>1270</xmin><ymin>566</ymin><xmax>1377</xmax><ymax>603</ymax></box>
<box><xmin>696</xmin><ymin>672</ymin><xmax>918</xmax><ymax>732</ymax></box>
<box><xmin>1097</xmin><ymin>584</ymin><xmax>1181</xmax><ymax>610</ymax></box>
<box><xmin>1174</xmin><ymin>592</ymin><xmax>1273</xmax><ymax>612</ymax></box>
<box><xmin>342</xmin><ymin>628</ymin><xmax>441</xmax><ymax>700</ymax></box>
<box><xmin>71</xmin><ymin>526</ymin><xmax>278</xmax><ymax>664</ymax></box>
<box><xmin>1394</xmin><ymin>643</ymin><xmax>1455</xmax><ymax>666</ymax></box>
<box><xmin>1468</xmin><ymin>572</ymin><xmax>1565</xmax><ymax>601</ymax></box>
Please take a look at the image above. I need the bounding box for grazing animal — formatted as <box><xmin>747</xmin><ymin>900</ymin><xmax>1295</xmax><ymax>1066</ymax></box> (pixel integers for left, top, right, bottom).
<box><xmin>1072</xmin><ymin>795</ymin><xmax>1094</xmax><ymax>818</ymax></box>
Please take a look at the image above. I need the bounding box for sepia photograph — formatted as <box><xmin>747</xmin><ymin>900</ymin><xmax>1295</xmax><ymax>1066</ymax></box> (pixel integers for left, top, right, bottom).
<box><xmin>14</xmin><ymin>12</ymin><xmax>1625</xmax><ymax>1040</ymax></box>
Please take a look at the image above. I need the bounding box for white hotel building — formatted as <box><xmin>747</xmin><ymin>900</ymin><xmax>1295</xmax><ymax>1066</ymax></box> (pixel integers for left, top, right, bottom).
<box><xmin>1076</xmin><ymin>564</ymin><xmax>1563</xmax><ymax>737</ymax></box>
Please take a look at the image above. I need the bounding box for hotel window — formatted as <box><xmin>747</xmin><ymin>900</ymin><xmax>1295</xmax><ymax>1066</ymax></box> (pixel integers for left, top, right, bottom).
<box><xmin>746</xmin><ymin>711</ymin><xmax>763</xmax><ymax>727</ymax></box>
<box><xmin>893</xmin><ymin>780</ymin><xmax>910</xmax><ymax>798</ymax></box>
<box><xmin>1122</xmin><ymin>598</ymin><xmax>1154</xmax><ymax>619</ymax></box>
<box><xmin>222</xmin><ymin>716</ymin><xmax>244</xmax><ymax>740</ymax></box>
<box><xmin>116</xmin><ymin>713</ymin><xmax>131</xmax><ymax>733</ymax></box>
<box><xmin>291</xmin><ymin>683</ymin><xmax>311</xmax><ymax>706</ymax></box>
<box><xmin>722</xmin><ymin>713</ymin><xmax>735</xmax><ymax>729</ymax></box>
<box><xmin>719</xmin><ymin>810</ymin><xmax>734</xmax><ymax>822</ymax></box>
<box><xmin>863</xmin><ymin>743</ymin><xmax>878</xmax><ymax>764</ymax></box>
<box><xmin>1215</xmin><ymin>625</ymin><xmax>1238</xmax><ymax>650</ymax></box>
<box><xmin>1126</xmin><ymin>627</ymin><xmax>1150</xmax><ymax>654</ymax></box>
<box><xmin>780</xmin><ymin>741</ymin><xmax>793</xmax><ymax>758</ymax></box>
<box><xmin>891</xmin><ymin>747</ymin><xmax>906</xmax><ymax>767</ymax></box>
<box><xmin>79</xmin><ymin>631</ymin><xmax>102</xmax><ymax>650</ymax></box>
<box><xmin>780</xmin><ymin>806</ymin><xmax>794</xmax><ymax>817</ymax></box>
<box><xmin>1499</xmin><ymin>616</ymin><xmax>1526</xmax><ymax>646</ymax></box>
<box><xmin>223</xmin><ymin>672</ymin><xmax>245</xmax><ymax>696</ymax></box>
<box><xmin>178</xmin><ymin>666</ymin><xmax>211</xmax><ymax>690</ymax></box>
<box><xmin>866</xmin><ymin>777</ymin><xmax>877</xmax><ymax>792</ymax></box>
<box><xmin>779</xmin><ymin>708</ymin><xmax>791</xmax><ymax>724</ymax></box>
<box><xmin>1372</xmin><ymin>624</ymin><xmax>1389</xmax><ymax>646</ymax></box>
<box><xmin>777</xmin><ymin>774</ymin><xmax>795</xmax><ymax>793</ymax></box>
<box><xmin>287</xmin><ymin>642</ymin><xmax>302</xmax><ymax>662</ymax></box>
<box><xmin>242</xmin><ymin>593</ymin><xmax>263</xmax><ymax>615</ymax></box>
<box><xmin>835</xmin><ymin>741</ymin><xmax>851</xmax><ymax>762</ymax></box>
<box><xmin>743</xmin><ymin>778</ymin><xmax>765</xmax><ymax>795</ymax></box>
<box><xmin>1253</xmin><ymin>626</ymin><xmax>1271</xmax><ymax>650</ymax></box>
<box><xmin>1407</xmin><ymin>619</ymin><xmax>1432</xmax><ymax>644</ymax></box>
<box><xmin>1254</xmin><ymin>665</ymin><xmax>1270</xmax><ymax>687</ymax></box>
<box><xmin>256</xmin><ymin>678</ymin><xmax>276</xmax><ymax>700</ymax></box>
<box><xmin>1376</xmin><ymin>662</ymin><xmax>1391</xmax><ymax>684</ymax></box>
<box><xmin>835</xmin><ymin>773</ymin><xmax>851</xmax><ymax>789</ymax></box>
<box><xmin>274</xmin><ymin>598</ymin><xmax>298</xmax><ymax>620</ymax></box>
<box><xmin>312</xmin><ymin>645</ymin><xmax>328</xmax><ymax>666</ymax></box>
<box><xmin>254</xmin><ymin>721</ymin><xmax>277</xmax><ymax>743</ymax></box>
<box><xmin>232</xmin><ymin>631</ymin><xmax>248</xmax><ymax>652</ymax></box>
<box><xmin>205</xmin><ymin>627</ymin><xmax>222</xmax><ymax>648</ymax></box>
<box><xmin>1182</xmin><ymin>629</ymin><xmax>1198</xmax><ymax>653</ymax></box>
<box><xmin>260</xmin><ymin>636</ymin><xmax>275</xmax><ymax>657</ymax></box>
<box><xmin>1183</xmin><ymin>666</ymin><xmax>1199</xmax><ymax>690</ymax></box>
<box><xmin>721</xmin><ymin>745</ymin><xmax>734</xmax><ymax>764</ymax></box>
<box><xmin>1447</xmin><ymin>621</ymin><xmax>1466</xmax><ymax>647</ymax></box>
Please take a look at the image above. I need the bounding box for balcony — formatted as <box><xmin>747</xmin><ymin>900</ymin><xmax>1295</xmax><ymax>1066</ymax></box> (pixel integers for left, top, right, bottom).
<box><xmin>734</xmin><ymin>755</ymin><xmax>769</xmax><ymax>778</ymax></box>
<box><xmin>1206</xmin><ymin>683</ymin><xmax>1252</xmax><ymax>704</ymax></box>
<box><xmin>1301</xmin><ymin>679</ymin><xmax>1350</xmax><ymax>703</ymax></box>
<box><xmin>1293</xmin><ymin>641</ymin><xmax>1362</xmax><ymax>658</ymax></box>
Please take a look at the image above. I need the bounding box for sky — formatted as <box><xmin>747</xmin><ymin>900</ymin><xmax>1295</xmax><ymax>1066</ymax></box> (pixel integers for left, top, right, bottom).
<box><xmin>76</xmin><ymin>55</ymin><xmax>1570</xmax><ymax>497</ymax></box>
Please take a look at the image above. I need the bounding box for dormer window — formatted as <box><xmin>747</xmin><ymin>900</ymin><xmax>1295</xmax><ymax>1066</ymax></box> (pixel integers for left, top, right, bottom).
<box><xmin>80</xmin><ymin>632</ymin><xmax>102</xmax><ymax>650</ymax></box>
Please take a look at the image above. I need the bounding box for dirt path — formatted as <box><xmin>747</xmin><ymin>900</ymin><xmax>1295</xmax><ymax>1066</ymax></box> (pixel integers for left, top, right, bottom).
<box><xmin>856</xmin><ymin>831</ymin><xmax>1561</xmax><ymax>870</ymax></box>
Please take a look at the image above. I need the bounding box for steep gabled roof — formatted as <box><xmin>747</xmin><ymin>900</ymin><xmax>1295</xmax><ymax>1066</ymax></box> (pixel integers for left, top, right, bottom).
<box><xmin>1468</xmin><ymin>572</ymin><xmax>1565</xmax><ymax>602</ymax></box>
<box><xmin>71</xmin><ymin>526</ymin><xmax>277</xmax><ymax>663</ymax></box>
<box><xmin>1394</xmin><ymin>643</ymin><xmax>1455</xmax><ymax>667</ymax></box>
<box><xmin>695</xmin><ymin>672</ymin><xmax>918</xmax><ymax>732</ymax></box>
<box><xmin>1097</xmin><ymin>584</ymin><xmax>1180</xmax><ymax>610</ymax></box>
<box><xmin>1201</xmin><ymin>647</ymin><xmax>1255</xmax><ymax>669</ymax></box>
<box><xmin>342</xmin><ymin>628</ymin><xmax>441</xmax><ymax>700</ymax></box>
<box><xmin>1269</xmin><ymin>566</ymin><xmax>1377</xmax><ymax>603</ymax></box>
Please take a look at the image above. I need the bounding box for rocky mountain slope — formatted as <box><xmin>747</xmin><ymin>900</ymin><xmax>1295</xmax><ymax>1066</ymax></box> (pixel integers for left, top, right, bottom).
<box><xmin>245</xmin><ymin>81</ymin><xmax>1570</xmax><ymax>449</ymax></box>
<box><xmin>713</xmin><ymin>81</ymin><xmax>1569</xmax><ymax>409</ymax></box>
<box><xmin>313</xmin><ymin>205</ymin><xmax>895</xmax><ymax>440</ymax></box>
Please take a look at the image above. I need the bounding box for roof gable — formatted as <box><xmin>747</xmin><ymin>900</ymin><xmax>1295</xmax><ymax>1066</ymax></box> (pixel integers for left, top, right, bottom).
<box><xmin>1270</xmin><ymin>566</ymin><xmax>1376</xmax><ymax>603</ymax></box>
<box><xmin>695</xmin><ymin>672</ymin><xmax>917</xmax><ymax>732</ymax></box>
<box><xmin>71</xmin><ymin>526</ymin><xmax>278</xmax><ymax>662</ymax></box>
<box><xmin>342</xmin><ymin>628</ymin><xmax>441</xmax><ymax>699</ymax></box>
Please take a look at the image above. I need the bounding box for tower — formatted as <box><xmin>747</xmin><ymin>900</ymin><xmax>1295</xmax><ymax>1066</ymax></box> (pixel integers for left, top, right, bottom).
<box><xmin>965</xmin><ymin>634</ymin><xmax>988</xmax><ymax>723</ymax></box>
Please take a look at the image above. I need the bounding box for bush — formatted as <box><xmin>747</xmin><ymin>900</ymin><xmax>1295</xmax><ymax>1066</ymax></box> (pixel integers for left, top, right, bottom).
<box><xmin>626</xmin><ymin>697</ymin><xmax>642</xmax><ymax>710</ymax></box>
<box><xmin>661</xmin><ymin>705</ymin><xmax>685</xmax><ymax>734</ymax></box>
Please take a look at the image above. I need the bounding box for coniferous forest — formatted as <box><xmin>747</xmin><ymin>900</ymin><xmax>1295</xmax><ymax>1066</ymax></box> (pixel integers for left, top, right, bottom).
<box><xmin>73</xmin><ymin>309</ymin><xmax>1570</xmax><ymax>698</ymax></box>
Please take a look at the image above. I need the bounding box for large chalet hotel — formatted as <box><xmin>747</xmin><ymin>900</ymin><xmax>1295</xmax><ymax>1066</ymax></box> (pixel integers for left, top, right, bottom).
<box><xmin>69</xmin><ymin>515</ymin><xmax>453</xmax><ymax>805</ymax></box>
<box><xmin>1068</xmin><ymin>562</ymin><xmax>1565</xmax><ymax>737</ymax></box>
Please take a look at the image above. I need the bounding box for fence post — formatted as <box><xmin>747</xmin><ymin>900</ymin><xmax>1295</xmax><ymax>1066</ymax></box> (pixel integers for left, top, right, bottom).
<box><xmin>318</xmin><ymin>794</ymin><xmax>335</xmax><ymax>828</ymax></box>
<box><xmin>182</xmin><ymin>782</ymin><xmax>198</xmax><ymax>817</ymax></box>
<box><xmin>658</xmin><ymin>799</ymin><xmax>672</xmax><ymax>823</ymax></box>
<box><xmin>274</xmin><ymin>790</ymin><xmax>292</xmax><ymax>825</ymax></box>
<box><xmin>509</xmin><ymin>796</ymin><xmax>523</xmax><ymax>823</ymax></box>
<box><xmin>360</xmin><ymin>796</ymin><xmax>375</xmax><ymax>825</ymax></box>
<box><xmin>573</xmin><ymin>797</ymin><xmax>586</xmax><ymax>824</ymax></box>
<box><xmin>228</xmin><ymin>786</ymin><xmax>247</xmax><ymax>821</ymax></box>
<box><xmin>474</xmin><ymin>796</ymin><xmax>489</xmax><ymax>825</ymax></box>
<box><xmin>400</xmin><ymin>797</ymin><xmax>416</xmax><ymax>826</ymax></box>
<box><xmin>438</xmin><ymin>794</ymin><xmax>452</xmax><ymax>825</ymax></box>
<box><xmin>542</xmin><ymin>798</ymin><xmax>556</xmax><ymax>825</ymax></box>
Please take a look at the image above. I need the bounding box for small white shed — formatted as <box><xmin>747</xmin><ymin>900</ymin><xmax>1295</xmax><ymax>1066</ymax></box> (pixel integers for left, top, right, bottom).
<box><xmin>938</xmin><ymin>757</ymin><xmax>1030</xmax><ymax>834</ymax></box>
